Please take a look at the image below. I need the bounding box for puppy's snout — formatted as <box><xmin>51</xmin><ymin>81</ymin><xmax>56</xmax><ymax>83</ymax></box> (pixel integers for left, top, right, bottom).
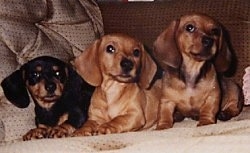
<box><xmin>45</xmin><ymin>82</ymin><xmax>56</xmax><ymax>93</ymax></box>
<box><xmin>202</xmin><ymin>36</ymin><xmax>214</xmax><ymax>48</ymax></box>
<box><xmin>120</xmin><ymin>58</ymin><xmax>134</xmax><ymax>73</ymax></box>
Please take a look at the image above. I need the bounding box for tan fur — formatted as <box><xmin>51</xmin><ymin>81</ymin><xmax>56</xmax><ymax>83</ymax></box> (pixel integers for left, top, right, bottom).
<box><xmin>73</xmin><ymin>33</ymin><xmax>161</xmax><ymax>136</ymax></box>
<box><xmin>153</xmin><ymin>13</ymin><xmax>243</xmax><ymax>129</ymax></box>
<box><xmin>25</xmin><ymin>66</ymin><xmax>64</xmax><ymax>110</ymax></box>
<box><xmin>26</xmin><ymin>80</ymin><xmax>64</xmax><ymax>109</ymax></box>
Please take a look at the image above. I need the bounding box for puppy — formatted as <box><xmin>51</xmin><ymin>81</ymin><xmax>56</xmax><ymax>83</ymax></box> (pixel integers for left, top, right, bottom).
<box><xmin>153</xmin><ymin>13</ymin><xmax>243</xmax><ymax>129</ymax></box>
<box><xmin>1</xmin><ymin>56</ymin><xmax>94</xmax><ymax>140</ymax></box>
<box><xmin>72</xmin><ymin>33</ymin><xmax>162</xmax><ymax>136</ymax></box>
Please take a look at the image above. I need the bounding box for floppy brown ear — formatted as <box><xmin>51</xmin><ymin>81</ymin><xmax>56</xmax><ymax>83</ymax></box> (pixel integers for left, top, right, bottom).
<box><xmin>73</xmin><ymin>39</ymin><xmax>102</xmax><ymax>86</ymax></box>
<box><xmin>138</xmin><ymin>46</ymin><xmax>157</xmax><ymax>89</ymax></box>
<box><xmin>214</xmin><ymin>29</ymin><xmax>232</xmax><ymax>73</ymax></box>
<box><xmin>153</xmin><ymin>20</ymin><xmax>181</xmax><ymax>70</ymax></box>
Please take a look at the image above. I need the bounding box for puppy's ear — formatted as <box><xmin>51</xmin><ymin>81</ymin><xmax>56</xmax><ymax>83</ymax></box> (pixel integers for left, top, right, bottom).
<box><xmin>1</xmin><ymin>69</ymin><xmax>30</xmax><ymax>108</ymax></box>
<box><xmin>62</xmin><ymin>65</ymin><xmax>94</xmax><ymax>113</ymax></box>
<box><xmin>138</xmin><ymin>46</ymin><xmax>157</xmax><ymax>89</ymax></box>
<box><xmin>214</xmin><ymin>29</ymin><xmax>232</xmax><ymax>73</ymax></box>
<box><xmin>153</xmin><ymin>20</ymin><xmax>182</xmax><ymax>70</ymax></box>
<box><xmin>74</xmin><ymin>39</ymin><xmax>102</xmax><ymax>86</ymax></box>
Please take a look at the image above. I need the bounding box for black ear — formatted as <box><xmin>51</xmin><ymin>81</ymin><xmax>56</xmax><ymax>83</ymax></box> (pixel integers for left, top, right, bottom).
<box><xmin>59</xmin><ymin>65</ymin><xmax>95</xmax><ymax>128</ymax></box>
<box><xmin>62</xmin><ymin>65</ymin><xmax>94</xmax><ymax>110</ymax></box>
<box><xmin>1</xmin><ymin>69</ymin><xmax>30</xmax><ymax>108</ymax></box>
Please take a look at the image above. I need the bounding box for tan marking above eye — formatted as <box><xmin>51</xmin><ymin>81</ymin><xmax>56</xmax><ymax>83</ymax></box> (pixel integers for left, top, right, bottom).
<box><xmin>35</xmin><ymin>66</ymin><xmax>42</xmax><ymax>71</ymax></box>
<box><xmin>52</xmin><ymin>66</ymin><xmax>60</xmax><ymax>71</ymax></box>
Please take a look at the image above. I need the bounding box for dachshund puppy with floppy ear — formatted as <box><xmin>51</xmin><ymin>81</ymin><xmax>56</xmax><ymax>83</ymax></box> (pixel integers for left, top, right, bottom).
<box><xmin>1</xmin><ymin>56</ymin><xmax>94</xmax><ymax>140</ymax></box>
<box><xmin>153</xmin><ymin>13</ymin><xmax>243</xmax><ymax>130</ymax></box>
<box><xmin>72</xmin><ymin>33</ymin><xmax>162</xmax><ymax>136</ymax></box>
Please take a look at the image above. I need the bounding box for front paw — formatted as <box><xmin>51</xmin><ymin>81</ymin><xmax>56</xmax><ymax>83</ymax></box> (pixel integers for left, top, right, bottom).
<box><xmin>72</xmin><ymin>126</ymin><xmax>96</xmax><ymax>136</ymax></box>
<box><xmin>23</xmin><ymin>127</ymin><xmax>48</xmax><ymax>141</ymax></box>
<box><xmin>48</xmin><ymin>124</ymin><xmax>75</xmax><ymax>138</ymax></box>
<box><xmin>217</xmin><ymin>110</ymin><xmax>233</xmax><ymax>121</ymax></box>
<box><xmin>97</xmin><ymin>123</ymin><xmax>120</xmax><ymax>135</ymax></box>
<box><xmin>197</xmin><ymin>119</ymin><xmax>215</xmax><ymax>126</ymax></box>
<box><xmin>155</xmin><ymin>122</ymin><xmax>173</xmax><ymax>130</ymax></box>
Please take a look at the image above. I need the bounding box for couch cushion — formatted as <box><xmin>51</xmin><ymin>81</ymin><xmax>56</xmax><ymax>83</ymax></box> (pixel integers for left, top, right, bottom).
<box><xmin>0</xmin><ymin>0</ymin><xmax>103</xmax><ymax>142</ymax></box>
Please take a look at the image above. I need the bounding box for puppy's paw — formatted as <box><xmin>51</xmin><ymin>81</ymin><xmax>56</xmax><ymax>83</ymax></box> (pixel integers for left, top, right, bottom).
<box><xmin>97</xmin><ymin>123</ymin><xmax>120</xmax><ymax>135</ymax></box>
<box><xmin>72</xmin><ymin>127</ymin><xmax>95</xmax><ymax>137</ymax></box>
<box><xmin>155</xmin><ymin>122</ymin><xmax>173</xmax><ymax>130</ymax></box>
<box><xmin>48</xmin><ymin>124</ymin><xmax>75</xmax><ymax>138</ymax></box>
<box><xmin>23</xmin><ymin>127</ymin><xmax>48</xmax><ymax>141</ymax></box>
<box><xmin>197</xmin><ymin>119</ymin><xmax>215</xmax><ymax>126</ymax></box>
<box><xmin>217</xmin><ymin>111</ymin><xmax>233</xmax><ymax>121</ymax></box>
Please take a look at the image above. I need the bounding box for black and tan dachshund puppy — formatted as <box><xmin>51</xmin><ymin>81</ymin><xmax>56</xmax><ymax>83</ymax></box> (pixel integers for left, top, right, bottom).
<box><xmin>1</xmin><ymin>56</ymin><xmax>94</xmax><ymax>140</ymax></box>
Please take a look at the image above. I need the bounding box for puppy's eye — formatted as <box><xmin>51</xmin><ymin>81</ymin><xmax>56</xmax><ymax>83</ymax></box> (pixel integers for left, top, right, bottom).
<box><xmin>211</xmin><ymin>28</ymin><xmax>221</xmax><ymax>36</ymax></box>
<box><xmin>133</xmin><ymin>49</ymin><xmax>140</xmax><ymax>57</ymax></box>
<box><xmin>54</xmin><ymin>71</ymin><xmax>63</xmax><ymax>79</ymax></box>
<box><xmin>32</xmin><ymin>72</ymin><xmax>41</xmax><ymax>79</ymax></box>
<box><xmin>55</xmin><ymin>71</ymin><xmax>60</xmax><ymax>77</ymax></box>
<box><xmin>106</xmin><ymin>45</ymin><xmax>115</xmax><ymax>54</ymax></box>
<box><xmin>185</xmin><ymin>24</ymin><xmax>196</xmax><ymax>33</ymax></box>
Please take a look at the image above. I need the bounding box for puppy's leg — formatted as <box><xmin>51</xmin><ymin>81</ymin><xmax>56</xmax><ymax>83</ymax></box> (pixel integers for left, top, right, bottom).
<box><xmin>218</xmin><ymin>79</ymin><xmax>244</xmax><ymax>121</ymax></box>
<box><xmin>23</xmin><ymin>125</ymin><xmax>50</xmax><ymax>141</ymax></box>
<box><xmin>48</xmin><ymin>109</ymin><xmax>88</xmax><ymax>138</ymax></box>
<box><xmin>97</xmin><ymin>113</ymin><xmax>145</xmax><ymax>134</ymax></box>
<box><xmin>197</xmin><ymin>95</ymin><xmax>220</xmax><ymax>126</ymax></box>
<box><xmin>47</xmin><ymin>123</ymin><xmax>76</xmax><ymax>138</ymax></box>
<box><xmin>156</xmin><ymin>100</ymin><xmax>176</xmax><ymax>130</ymax></box>
<box><xmin>72</xmin><ymin>120</ymin><xmax>99</xmax><ymax>136</ymax></box>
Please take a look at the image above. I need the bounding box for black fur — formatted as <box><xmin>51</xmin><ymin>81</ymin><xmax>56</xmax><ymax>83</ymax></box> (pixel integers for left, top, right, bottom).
<box><xmin>1</xmin><ymin>56</ymin><xmax>94</xmax><ymax>129</ymax></box>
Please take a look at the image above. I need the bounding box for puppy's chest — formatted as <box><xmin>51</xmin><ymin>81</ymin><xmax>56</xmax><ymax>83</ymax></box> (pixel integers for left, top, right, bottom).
<box><xmin>101</xmin><ymin>81</ymin><xmax>138</xmax><ymax>118</ymax></box>
<box><xmin>35</xmin><ymin>107</ymin><xmax>68</xmax><ymax>126</ymax></box>
<box><xmin>165</xmin><ymin>76</ymin><xmax>217</xmax><ymax>106</ymax></box>
<box><xmin>102</xmin><ymin>81</ymin><xmax>132</xmax><ymax>104</ymax></box>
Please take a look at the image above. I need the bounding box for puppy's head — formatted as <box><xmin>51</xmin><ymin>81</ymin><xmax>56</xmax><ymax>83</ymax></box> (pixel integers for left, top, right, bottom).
<box><xmin>1</xmin><ymin>56</ymin><xmax>68</xmax><ymax>109</ymax></box>
<box><xmin>74</xmin><ymin>33</ymin><xmax>157</xmax><ymax>89</ymax></box>
<box><xmin>153</xmin><ymin>13</ymin><xmax>231</xmax><ymax>72</ymax></box>
<box><xmin>24</xmin><ymin>56</ymin><xmax>68</xmax><ymax>109</ymax></box>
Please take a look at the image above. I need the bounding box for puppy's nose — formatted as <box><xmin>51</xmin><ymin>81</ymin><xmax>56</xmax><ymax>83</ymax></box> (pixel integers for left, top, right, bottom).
<box><xmin>45</xmin><ymin>82</ymin><xmax>56</xmax><ymax>93</ymax></box>
<box><xmin>120</xmin><ymin>58</ymin><xmax>134</xmax><ymax>73</ymax></box>
<box><xmin>202</xmin><ymin>36</ymin><xmax>214</xmax><ymax>48</ymax></box>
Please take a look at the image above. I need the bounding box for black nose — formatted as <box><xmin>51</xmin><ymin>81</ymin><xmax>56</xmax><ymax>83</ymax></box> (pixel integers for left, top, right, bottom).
<box><xmin>202</xmin><ymin>36</ymin><xmax>214</xmax><ymax>48</ymax></box>
<box><xmin>120</xmin><ymin>58</ymin><xmax>134</xmax><ymax>73</ymax></box>
<box><xmin>45</xmin><ymin>82</ymin><xmax>56</xmax><ymax>93</ymax></box>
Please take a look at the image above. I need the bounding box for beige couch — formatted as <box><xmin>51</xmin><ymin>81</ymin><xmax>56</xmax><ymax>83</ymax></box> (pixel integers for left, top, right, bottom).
<box><xmin>1</xmin><ymin>0</ymin><xmax>250</xmax><ymax>152</ymax></box>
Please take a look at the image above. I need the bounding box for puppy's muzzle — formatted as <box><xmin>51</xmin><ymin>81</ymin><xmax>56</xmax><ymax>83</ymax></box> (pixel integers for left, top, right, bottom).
<box><xmin>191</xmin><ymin>36</ymin><xmax>214</xmax><ymax>60</ymax></box>
<box><xmin>120</xmin><ymin>58</ymin><xmax>134</xmax><ymax>74</ymax></box>
<box><xmin>202</xmin><ymin>36</ymin><xmax>214</xmax><ymax>49</ymax></box>
<box><xmin>45</xmin><ymin>81</ymin><xmax>56</xmax><ymax>94</ymax></box>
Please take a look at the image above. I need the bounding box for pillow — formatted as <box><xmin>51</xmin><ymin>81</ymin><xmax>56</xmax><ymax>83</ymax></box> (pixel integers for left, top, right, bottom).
<box><xmin>0</xmin><ymin>0</ymin><xmax>104</xmax><ymax>142</ymax></box>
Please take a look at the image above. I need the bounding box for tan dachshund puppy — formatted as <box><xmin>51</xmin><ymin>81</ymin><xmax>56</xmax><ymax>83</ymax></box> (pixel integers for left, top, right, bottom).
<box><xmin>73</xmin><ymin>33</ymin><xmax>162</xmax><ymax>136</ymax></box>
<box><xmin>153</xmin><ymin>13</ymin><xmax>243</xmax><ymax>130</ymax></box>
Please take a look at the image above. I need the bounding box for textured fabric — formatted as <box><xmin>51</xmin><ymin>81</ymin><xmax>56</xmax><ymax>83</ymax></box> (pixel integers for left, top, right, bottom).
<box><xmin>99</xmin><ymin>0</ymin><xmax>250</xmax><ymax>85</ymax></box>
<box><xmin>1</xmin><ymin>107</ymin><xmax>250</xmax><ymax>153</ymax></box>
<box><xmin>0</xmin><ymin>0</ymin><xmax>103</xmax><ymax>82</ymax></box>
<box><xmin>0</xmin><ymin>0</ymin><xmax>103</xmax><ymax>142</ymax></box>
<box><xmin>0</xmin><ymin>98</ymin><xmax>35</xmax><ymax>142</ymax></box>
